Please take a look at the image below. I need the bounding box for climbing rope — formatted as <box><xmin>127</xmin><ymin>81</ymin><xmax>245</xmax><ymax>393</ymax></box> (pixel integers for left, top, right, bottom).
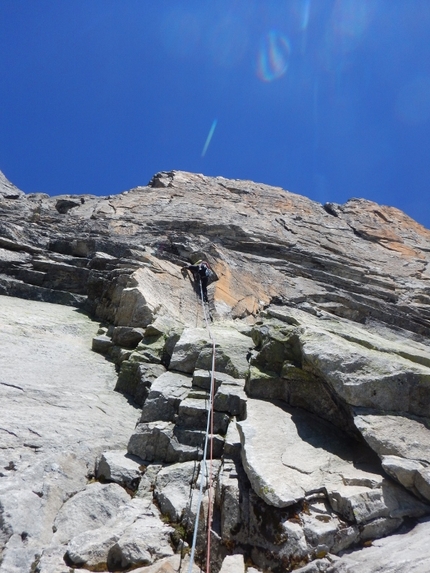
<box><xmin>187</xmin><ymin>279</ymin><xmax>216</xmax><ymax>573</ymax></box>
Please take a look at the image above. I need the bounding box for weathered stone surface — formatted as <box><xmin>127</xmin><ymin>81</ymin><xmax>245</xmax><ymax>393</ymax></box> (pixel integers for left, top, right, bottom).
<box><xmin>0</xmin><ymin>295</ymin><xmax>139</xmax><ymax>573</ymax></box>
<box><xmin>115</xmin><ymin>361</ymin><xmax>166</xmax><ymax>405</ymax></box>
<box><xmin>327</xmin><ymin>479</ymin><xmax>429</xmax><ymax>525</ymax></box>
<box><xmin>128</xmin><ymin>421</ymin><xmax>201</xmax><ymax>463</ymax></box>
<box><xmin>52</xmin><ymin>482</ymin><xmax>130</xmax><ymax>544</ymax></box>
<box><xmin>3</xmin><ymin>169</ymin><xmax>430</xmax><ymax>573</ymax></box>
<box><xmin>193</xmin><ymin>369</ymin><xmax>234</xmax><ymax>392</ymax></box>
<box><xmin>154</xmin><ymin>461</ymin><xmax>198</xmax><ymax>521</ymax></box>
<box><xmin>96</xmin><ymin>450</ymin><xmax>145</xmax><ymax>489</ymax></box>
<box><xmin>299</xmin><ymin>325</ymin><xmax>430</xmax><ymax>417</ymax></box>
<box><xmin>92</xmin><ymin>333</ymin><xmax>113</xmax><ymax>353</ymax></box>
<box><xmin>239</xmin><ymin>399</ymin><xmax>367</xmax><ymax>508</ymax></box>
<box><xmin>224</xmin><ymin>418</ymin><xmax>242</xmax><ymax>457</ymax></box>
<box><xmin>123</xmin><ymin>554</ymin><xmax>202</xmax><ymax>573</ymax></box>
<box><xmin>0</xmin><ymin>170</ymin><xmax>24</xmax><ymax>198</ymax></box>
<box><xmin>170</xmin><ymin>326</ymin><xmax>251</xmax><ymax>378</ymax></box>
<box><xmin>140</xmin><ymin>371</ymin><xmax>193</xmax><ymax>423</ymax></box>
<box><xmin>354</xmin><ymin>412</ymin><xmax>430</xmax><ymax>461</ymax></box>
<box><xmin>112</xmin><ymin>325</ymin><xmax>145</xmax><ymax>347</ymax></box>
<box><xmin>321</xmin><ymin>517</ymin><xmax>430</xmax><ymax>573</ymax></box>
<box><xmin>169</xmin><ymin>328</ymin><xmax>211</xmax><ymax>373</ymax></box>
<box><xmin>177</xmin><ymin>396</ymin><xmax>230</xmax><ymax>434</ymax></box>
<box><xmin>219</xmin><ymin>554</ymin><xmax>245</xmax><ymax>573</ymax></box>
<box><xmin>65</xmin><ymin>499</ymin><xmax>173</xmax><ymax>571</ymax></box>
<box><xmin>214</xmin><ymin>383</ymin><xmax>247</xmax><ymax>420</ymax></box>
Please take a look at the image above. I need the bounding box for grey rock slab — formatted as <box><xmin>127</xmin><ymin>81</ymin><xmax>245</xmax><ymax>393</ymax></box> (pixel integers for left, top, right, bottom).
<box><xmin>324</xmin><ymin>517</ymin><xmax>430</xmax><ymax>573</ymax></box>
<box><xmin>0</xmin><ymin>295</ymin><xmax>139</xmax><ymax>572</ymax></box>
<box><xmin>415</xmin><ymin>467</ymin><xmax>430</xmax><ymax>501</ymax></box>
<box><xmin>355</xmin><ymin>413</ymin><xmax>430</xmax><ymax>501</ymax></box>
<box><xmin>154</xmin><ymin>461</ymin><xmax>198</xmax><ymax>521</ymax></box>
<box><xmin>382</xmin><ymin>455</ymin><xmax>424</xmax><ymax>487</ymax></box>
<box><xmin>196</xmin><ymin>326</ymin><xmax>252</xmax><ymax>378</ymax></box>
<box><xmin>238</xmin><ymin>399</ymin><xmax>383</xmax><ymax>509</ymax></box>
<box><xmin>91</xmin><ymin>333</ymin><xmax>113</xmax><ymax>353</ymax></box>
<box><xmin>359</xmin><ymin>516</ymin><xmax>403</xmax><ymax>541</ymax></box>
<box><xmin>140</xmin><ymin>371</ymin><xmax>192</xmax><ymax>423</ymax></box>
<box><xmin>135</xmin><ymin>464</ymin><xmax>163</xmax><ymax>501</ymax></box>
<box><xmin>128</xmin><ymin>422</ymin><xmax>201</xmax><ymax>463</ymax></box>
<box><xmin>294</xmin><ymin>558</ymin><xmax>333</xmax><ymax>573</ymax></box>
<box><xmin>66</xmin><ymin>526</ymin><xmax>121</xmax><ymax>570</ymax></box>
<box><xmin>173</xmin><ymin>427</ymin><xmax>225</xmax><ymax>458</ymax></box>
<box><xmin>237</xmin><ymin>399</ymin><xmax>427</xmax><ymax>527</ymax></box>
<box><xmin>33</xmin><ymin>545</ymin><xmax>94</xmax><ymax>573</ymax></box>
<box><xmin>224</xmin><ymin>418</ymin><xmax>242</xmax><ymax>457</ymax></box>
<box><xmin>301</xmin><ymin>502</ymin><xmax>359</xmax><ymax>554</ymax></box>
<box><xmin>269</xmin><ymin>306</ymin><xmax>430</xmax><ymax>369</ymax></box>
<box><xmin>0</xmin><ymin>170</ymin><xmax>24</xmax><ymax>198</ymax></box>
<box><xmin>297</xmin><ymin>322</ymin><xmax>430</xmax><ymax>417</ymax></box>
<box><xmin>115</xmin><ymin>285</ymin><xmax>155</xmax><ymax>327</ymax></box>
<box><xmin>112</xmin><ymin>325</ymin><xmax>145</xmax><ymax>347</ymax></box>
<box><xmin>354</xmin><ymin>412</ymin><xmax>430</xmax><ymax>462</ymax></box>
<box><xmin>0</xmin><ymin>296</ymin><xmax>138</xmax><ymax>457</ymax></box>
<box><xmin>327</xmin><ymin>479</ymin><xmax>429</xmax><ymax>525</ymax></box>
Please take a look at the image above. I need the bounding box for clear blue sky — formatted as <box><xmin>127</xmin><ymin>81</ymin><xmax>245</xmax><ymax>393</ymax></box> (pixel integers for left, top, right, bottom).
<box><xmin>1</xmin><ymin>1</ymin><xmax>430</xmax><ymax>228</ymax></box>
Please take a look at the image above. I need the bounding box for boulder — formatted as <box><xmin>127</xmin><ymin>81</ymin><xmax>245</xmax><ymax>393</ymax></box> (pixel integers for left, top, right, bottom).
<box><xmin>140</xmin><ymin>371</ymin><xmax>193</xmax><ymax>423</ymax></box>
<box><xmin>219</xmin><ymin>554</ymin><xmax>245</xmax><ymax>573</ymax></box>
<box><xmin>112</xmin><ymin>326</ymin><xmax>145</xmax><ymax>347</ymax></box>
<box><xmin>214</xmin><ymin>383</ymin><xmax>247</xmax><ymax>420</ymax></box>
<box><xmin>176</xmin><ymin>395</ymin><xmax>230</xmax><ymax>434</ymax></box>
<box><xmin>320</xmin><ymin>517</ymin><xmax>430</xmax><ymax>573</ymax></box>
<box><xmin>128</xmin><ymin>421</ymin><xmax>201</xmax><ymax>463</ymax></box>
<box><xmin>96</xmin><ymin>450</ymin><xmax>146</xmax><ymax>490</ymax></box>
<box><xmin>354</xmin><ymin>412</ymin><xmax>430</xmax><ymax>461</ymax></box>
<box><xmin>115</xmin><ymin>361</ymin><xmax>166</xmax><ymax>405</ymax></box>
<box><xmin>154</xmin><ymin>461</ymin><xmax>198</xmax><ymax>521</ymax></box>
<box><xmin>52</xmin><ymin>482</ymin><xmax>130</xmax><ymax>544</ymax></box>
<box><xmin>169</xmin><ymin>328</ymin><xmax>210</xmax><ymax>373</ymax></box>
<box><xmin>65</xmin><ymin>499</ymin><xmax>173</xmax><ymax>571</ymax></box>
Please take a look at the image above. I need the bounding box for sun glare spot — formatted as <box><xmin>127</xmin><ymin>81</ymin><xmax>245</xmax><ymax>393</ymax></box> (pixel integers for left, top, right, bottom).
<box><xmin>257</xmin><ymin>31</ymin><xmax>291</xmax><ymax>82</ymax></box>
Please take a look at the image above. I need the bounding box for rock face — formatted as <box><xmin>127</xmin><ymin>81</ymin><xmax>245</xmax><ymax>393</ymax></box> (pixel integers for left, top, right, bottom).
<box><xmin>1</xmin><ymin>169</ymin><xmax>430</xmax><ymax>573</ymax></box>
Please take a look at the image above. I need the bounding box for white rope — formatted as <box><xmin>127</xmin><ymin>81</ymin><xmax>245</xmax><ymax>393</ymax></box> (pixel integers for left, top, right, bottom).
<box><xmin>187</xmin><ymin>280</ymin><xmax>216</xmax><ymax>573</ymax></box>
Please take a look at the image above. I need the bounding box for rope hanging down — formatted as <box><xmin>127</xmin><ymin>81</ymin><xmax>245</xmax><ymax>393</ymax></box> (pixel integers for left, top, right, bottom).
<box><xmin>187</xmin><ymin>280</ymin><xmax>216</xmax><ymax>573</ymax></box>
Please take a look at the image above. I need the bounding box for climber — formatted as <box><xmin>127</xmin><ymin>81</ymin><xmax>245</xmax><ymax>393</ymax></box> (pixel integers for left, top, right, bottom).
<box><xmin>182</xmin><ymin>260</ymin><xmax>210</xmax><ymax>302</ymax></box>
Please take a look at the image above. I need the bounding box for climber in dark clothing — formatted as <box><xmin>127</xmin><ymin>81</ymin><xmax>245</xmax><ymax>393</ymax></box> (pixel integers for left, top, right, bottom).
<box><xmin>182</xmin><ymin>261</ymin><xmax>210</xmax><ymax>302</ymax></box>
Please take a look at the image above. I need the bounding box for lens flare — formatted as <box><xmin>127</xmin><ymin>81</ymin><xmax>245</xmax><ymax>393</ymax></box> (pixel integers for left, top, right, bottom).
<box><xmin>201</xmin><ymin>119</ymin><xmax>218</xmax><ymax>157</ymax></box>
<box><xmin>257</xmin><ymin>31</ymin><xmax>291</xmax><ymax>82</ymax></box>
<box><xmin>301</xmin><ymin>0</ymin><xmax>312</xmax><ymax>31</ymax></box>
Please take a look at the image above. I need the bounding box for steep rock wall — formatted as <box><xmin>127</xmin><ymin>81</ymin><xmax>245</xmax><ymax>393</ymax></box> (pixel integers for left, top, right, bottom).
<box><xmin>1</xmin><ymin>170</ymin><xmax>430</xmax><ymax>573</ymax></box>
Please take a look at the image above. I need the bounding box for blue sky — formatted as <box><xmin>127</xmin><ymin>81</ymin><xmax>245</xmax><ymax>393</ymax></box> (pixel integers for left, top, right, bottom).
<box><xmin>1</xmin><ymin>1</ymin><xmax>430</xmax><ymax>228</ymax></box>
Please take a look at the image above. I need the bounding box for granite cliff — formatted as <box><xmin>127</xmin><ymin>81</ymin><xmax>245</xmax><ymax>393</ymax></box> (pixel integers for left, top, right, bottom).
<box><xmin>1</xmin><ymin>169</ymin><xmax>430</xmax><ymax>573</ymax></box>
